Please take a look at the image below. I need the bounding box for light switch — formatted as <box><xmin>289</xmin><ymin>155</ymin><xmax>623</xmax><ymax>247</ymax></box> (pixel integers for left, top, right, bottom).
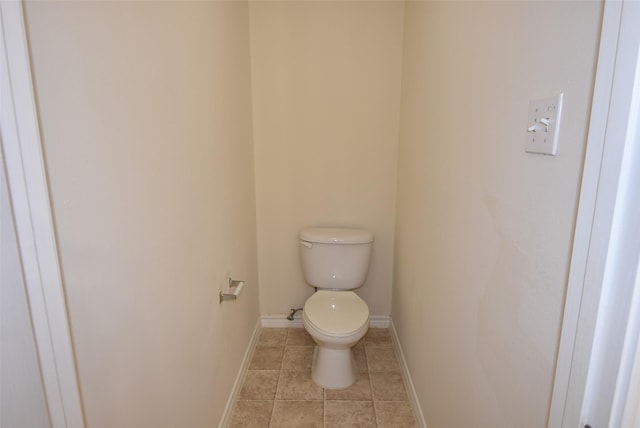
<box><xmin>525</xmin><ymin>93</ymin><xmax>563</xmax><ymax>156</ymax></box>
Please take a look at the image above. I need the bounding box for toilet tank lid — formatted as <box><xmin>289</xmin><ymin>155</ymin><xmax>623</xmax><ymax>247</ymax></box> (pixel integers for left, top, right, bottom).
<box><xmin>300</xmin><ymin>227</ymin><xmax>374</xmax><ymax>244</ymax></box>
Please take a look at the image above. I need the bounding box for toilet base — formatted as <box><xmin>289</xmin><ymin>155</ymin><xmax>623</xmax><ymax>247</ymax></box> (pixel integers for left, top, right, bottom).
<box><xmin>311</xmin><ymin>345</ymin><xmax>356</xmax><ymax>389</ymax></box>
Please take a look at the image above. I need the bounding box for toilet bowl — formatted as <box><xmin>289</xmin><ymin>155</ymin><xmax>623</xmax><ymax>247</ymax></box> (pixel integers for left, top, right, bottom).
<box><xmin>303</xmin><ymin>290</ymin><xmax>369</xmax><ymax>389</ymax></box>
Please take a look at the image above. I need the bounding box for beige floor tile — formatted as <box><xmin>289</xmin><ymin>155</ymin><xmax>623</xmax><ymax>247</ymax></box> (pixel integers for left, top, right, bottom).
<box><xmin>374</xmin><ymin>401</ymin><xmax>417</xmax><ymax>427</ymax></box>
<box><xmin>257</xmin><ymin>328</ymin><xmax>288</xmax><ymax>347</ymax></box>
<box><xmin>249</xmin><ymin>346</ymin><xmax>284</xmax><ymax>370</ymax></box>
<box><xmin>229</xmin><ymin>400</ymin><xmax>272</xmax><ymax>428</ymax></box>
<box><xmin>282</xmin><ymin>346</ymin><xmax>314</xmax><ymax>371</ymax></box>
<box><xmin>270</xmin><ymin>400</ymin><xmax>323</xmax><ymax>428</ymax></box>
<box><xmin>365</xmin><ymin>328</ymin><xmax>393</xmax><ymax>347</ymax></box>
<box><xmin>239</xmin><ymin>370</ymin><xmax>279</xmax><ymax>400</ymax></box>
<box><xmin>366</xmin><ymin>346</ymin><xmax>400</xmax><ymax>372</ymax></box>
<box><xmin>325</xmin><ymin>400</ymin><xmax>376</xmax><ymax>427</ymax></box>
<box><xmin>276</xmin><ymin>370</ymin><xmax>324</xmax><ymax>400</ymax></box>
<box><xmin>286</xmin><ymin>328</ymin><xmax>315</xmax><ymax>346</ymax></box>
<box><xmin>325</xmin><ymin>372</ymin><xmax>372</xmax><ymax>401</ymax></box>
<box><xmin>234</xmin><ymin>329</ymin><xmax>418</xmax><ymax>426</ymax></box>
<box><xmin>370</xmin><ymin>371</ymin><xmax>408</xmax><ymax>401</ymax></box>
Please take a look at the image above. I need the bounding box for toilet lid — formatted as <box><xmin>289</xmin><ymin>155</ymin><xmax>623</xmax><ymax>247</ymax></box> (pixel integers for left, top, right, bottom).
<box><xmin>304</xmin><ymin>290</ymin><xmax>369</xmax><ymax>335</ymax></box>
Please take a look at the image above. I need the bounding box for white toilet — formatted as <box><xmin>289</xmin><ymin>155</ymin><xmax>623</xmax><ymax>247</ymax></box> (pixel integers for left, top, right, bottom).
<box><xmin>299</xmin><ymin>227</ymin><xmax>373</xmax><ymax>389</ymax></box>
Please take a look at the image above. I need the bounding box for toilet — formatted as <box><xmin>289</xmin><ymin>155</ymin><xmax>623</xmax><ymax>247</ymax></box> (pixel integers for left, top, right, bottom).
<box><xmin>299</xmin><ymin>227</ymin><xmax>373</xmax><ymax>389</ymax></box>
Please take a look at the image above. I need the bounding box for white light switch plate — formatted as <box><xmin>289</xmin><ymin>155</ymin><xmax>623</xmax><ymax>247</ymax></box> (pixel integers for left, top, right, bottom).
<box><xmin>525</xmin><ymin>93</ymin><xmax>563</xmax><ymax>156</ymax></box>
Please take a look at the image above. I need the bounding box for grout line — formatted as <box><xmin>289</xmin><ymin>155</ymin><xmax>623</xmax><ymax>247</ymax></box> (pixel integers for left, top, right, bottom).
<box><xmin>322</xmin><ymin>363</ymin><xmax>327</xmax><ymax>428</ymax></box>
<box><xmin>268</xmin><ymin>399</ymin><xmax>274</xmax><ymax>428</ymax></box>
<box><xmin>270</xmin><ymin>329</ymin><xmax>288</xmax><ymax>427</ymax></box>
<box><xmin>366</xmin><ymin>345</ymin><xmax>378</xmax><ymax>427</ymax></box>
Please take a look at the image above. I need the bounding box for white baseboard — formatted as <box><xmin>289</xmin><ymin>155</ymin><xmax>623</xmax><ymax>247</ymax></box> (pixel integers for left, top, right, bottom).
<box><xmin>261</xmin><ymin>314</ymin><xmax>303</xmax><ymax>328</ymax></box>
<box><xmin>261</xmin><ymin>314</ymin><xmax>391</xmax><ymax>329</ymax></box>
<box><xmin>369</xmin><ymin>315</ymin><xmax>391</xmax><ymax>328</ymax></box>
<box><xmin>217</xmin><ymin>318</ymin><xmax>262</xmax><ymax>428</ymax></box>
<box><xmin>389</xmin><ymin>318</ymin><xmax>428</xmax><ymax>428</ymax></box>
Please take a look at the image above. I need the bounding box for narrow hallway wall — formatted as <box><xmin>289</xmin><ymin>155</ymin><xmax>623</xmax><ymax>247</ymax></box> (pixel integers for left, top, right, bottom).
<box><xmin>24</xmin><ymin>2</ymin><xmax>259</xmax><ymax>427</ymax></box>
<box><xmin>250</xmin><ymin>1</ymin><xmax>404</xmax><ymax>316</ymax></box>
<box><xmin>393</xmin><ymin>1</ymin><xmax>603</xmax><ymax>426</ymax></box>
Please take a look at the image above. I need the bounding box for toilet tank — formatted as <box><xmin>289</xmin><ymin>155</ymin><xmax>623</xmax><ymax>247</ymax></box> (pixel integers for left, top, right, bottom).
<box><xmin>299</xmin><ymin>227</ymin><xmax>374</xmax><ymax>290</ymax></box>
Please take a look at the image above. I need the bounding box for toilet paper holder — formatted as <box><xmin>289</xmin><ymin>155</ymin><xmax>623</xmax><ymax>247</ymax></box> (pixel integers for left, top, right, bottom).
<box><xmin>219</xmin><ymin>277</ymin><xmax>245</xmax><ymax>303</ymax></box>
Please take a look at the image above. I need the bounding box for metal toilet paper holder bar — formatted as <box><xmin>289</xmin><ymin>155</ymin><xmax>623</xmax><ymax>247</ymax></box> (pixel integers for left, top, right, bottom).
<box><xmin>219</xmin><ymin>278</ymin><xmax>245</xmax><ymax>303</ymax></box>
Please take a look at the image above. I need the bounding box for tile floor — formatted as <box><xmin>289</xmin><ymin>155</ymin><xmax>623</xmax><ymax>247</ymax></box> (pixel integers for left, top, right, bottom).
<box><xmin>230</xmin><ymin>327</ymin><xmax>417</xmax><ymax>427</ymax></box>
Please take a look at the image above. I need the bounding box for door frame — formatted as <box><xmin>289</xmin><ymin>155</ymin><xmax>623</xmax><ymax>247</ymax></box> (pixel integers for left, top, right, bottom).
<box><xmin>0</xmin><ymin>2</ymin><xmax>85</xmax><ymax>427</ymax></box>
<box><xmin>548</xmin><ymin>0</ymin><xmax>640</xmax><ymax>426</ymax></box>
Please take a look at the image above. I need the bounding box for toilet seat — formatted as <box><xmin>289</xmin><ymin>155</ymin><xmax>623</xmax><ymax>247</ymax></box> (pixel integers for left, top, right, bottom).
<box><xmin>304</xmin><ymin>290</ymin><xmax>369</xmax><ymax>336</ymax></box>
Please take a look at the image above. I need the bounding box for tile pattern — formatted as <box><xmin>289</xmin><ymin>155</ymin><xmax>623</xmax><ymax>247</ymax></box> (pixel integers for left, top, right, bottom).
<box><xmin>230</xmin><ymin>327</ymin><xmax>417</xmax><ymax>427</ymax></box>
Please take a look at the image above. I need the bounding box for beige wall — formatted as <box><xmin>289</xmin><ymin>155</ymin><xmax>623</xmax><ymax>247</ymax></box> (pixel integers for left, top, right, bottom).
<box><xmin>25</xmin><ymin>2</ymin><xmax>259</xmax><ymax>427</ymax></box>
<box><xmin>250</xmin><ymin>1</ymin><xmax>404</xmax><ymax>316</ymax></box>
<box><xmin>393</xmin><ymin>1</ymin><xmax>602</xmax><ymax>426</ymax></box>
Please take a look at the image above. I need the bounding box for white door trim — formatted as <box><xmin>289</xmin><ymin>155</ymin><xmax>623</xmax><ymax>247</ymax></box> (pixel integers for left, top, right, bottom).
<box><xmin>549</xmin><ymin>0</ymin><xmax>640</xmax><ymax>426</ymax></box>
<box><xmin>0</xmin><ymin>2</ymin><xmax>85</xmax><ymax>427</ymax></box>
